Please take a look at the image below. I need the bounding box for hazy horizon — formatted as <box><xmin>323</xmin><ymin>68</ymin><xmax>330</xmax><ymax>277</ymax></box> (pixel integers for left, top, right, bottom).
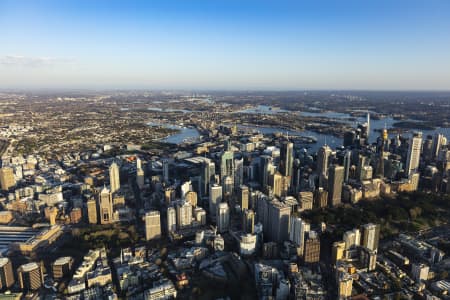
<box><xmin>1</xmin><ymin>0</ymin><xmax>450</xmax><ymax>90</ymax></box>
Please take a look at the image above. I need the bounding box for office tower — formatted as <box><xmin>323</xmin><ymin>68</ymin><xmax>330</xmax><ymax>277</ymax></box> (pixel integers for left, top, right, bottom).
<box><xmin>343</xmin><ymin>150</ymin><xmax>351</xmax><ymax>183</ymax></box>
<box><xmin>167</xmin><ymin>207</ymin><xmax>177</xmax><ymax>233</ymax></box>
<box><xmin>303</xmin><ymin>231</ymin><xmax>320</xmax><ymax>264</ymax></box>
<box><xmin>314</xmin><ymin>187</ymin><xmax>328</xmax><ymax>208</ymax></box>
<box><xmin>136</xmin><ymin>167</ymin><xmax>145</xmax><ymax>189</ymax></box>
<box><xmin>181</xmin><ymin>181</ymin><xmax>192</xmax><ymax>199</ymax></box>
<box><xmin>185</xmin><ymin>191</ymin><xmax>198</xmax><ymax>208</ymax></box>
<box><xmin>238</xmin><ymin>185</ymin><xmax>249</xmax><ymax>210</ymax></box>
<box><xmin>317</xmin><ymin>145</ymin><xmax>332</xmax><ymax>176</ymax></box>
<box><xmin>366</xmin><ymin>112</ymin><xmax>370</xmax><ymax>139</ymax></box>
<box><xmin>99</xmin><ymin>186</ymin><xmax>114</xmax><ymax>224</ymax></box>
<box><xmin>209</xmin><ymin>184</ymin><xmax>222</xmax><ymax>218</ymax></box>
<box><xmin>164</xmin><ymin>187</ymin><xmax>176</xmax><ymax>204</ymax></box>
<box><xmin>280</xmin><ymin>141</ymin><xmax>294</xmax><ymax>177</ymax></box>
<box><xmin>194</xmin><ymin>207</ymin><xmax>207</xmax><ymax>225</ymax></box>
<box><xmin>433</xmin><ymin>133</ymin><xmax>445</xmax><ymax>160</ymax></box>
<box><xmin>361</xmin><ymin>223</ymin><xmax>380</xmax><ymax>251</ymax></box>
<box><xmin>52</xmin><ymin>256</ymin><xmax>74</xmax><ymax>280</ymax></box>
<box><xmin>298</xmin><ymin>191</ymin><xmax>313</xmax><ymax>211</ymax></box>
<box><xmin>357</xmin><ymin>155</ymin><xmax>367</xmax><ymax>181</ymax></box>
<box><xmin>176</xmin><ymin>202</ymin><xmax>192</xmax><ymax>229</ymax></box>
<box><xmin>234</xmin><ymin>158</ymin><xmax>244</xmax><ymax>190</ymax></box>
<box><xmin>144</xmin><ymin>211</ymin><xmax>161</xmax><ymax>240</ymax></box>
<box><xmin>0</xmin><ymin>167</ymin><xmax>15</xmax><ymax>191</ymax></box>
<box><xmin>338</xmin><ymin>272</ymin><xmax>353</xmax><ymax>299</ymax></box>
<box><xmin>217</xmin><ymin>202</ymin><xmax>230</xmax><ymax>233</ymax></box>
<box><xmin>268</xmin><ymin>200</ymin><xmax>291</xmax><ymax>243</ymax></box>
<box><xmin>201</xmin><ymin>159</ymin><xmax>215</xmax><ymax>197</ymax></box>
<box><xmin>162</xmin><ymin>159</ymin><xmax>169</xmax><ymax>183</ymax></box>
<box><xmin>292</xmin><ymin>159</ymin><xmax>301</xmax><ymax>193</ymax></box>
<box><xmin>136</xmin><ymin>157</ymin><xmax>142</xmax><ymax>170</ymax></box>
<box><xmin>272</xmin><ymin>172</ymin><xmax>283</xmax><ymax>198</ymax></box>
<box><xmin>0</xmin><ymin>257</ymin><xmax>14</xmax><ymax>290</ymax></box>
<box><xmin>343</xmin><ymin>130</ymin><xmax>356</xmax><ymax>147</ymax></box>
<box><xmin>87</xmin><ymin>198</ymin><xmax>98</xmax><ymax>224</ymax></box>
<box><xmin>70</xmin><ymin>208</ymin><xmax>82</xmax><ymax>224</ymax></box>
<box><xmin>223</xmin><ymin>176</ymin><xmax>234</xmax><ymax>197</ymax></box>
<box><xmin>242</xmin><ymin>209</ymin><xmax>255</xmax><ymax>234</ymax></box>
<box><xmin>360</xmin><ymin>247</ymin><xmax>377</xmax><ymax>271</ymax></box>
<box><xmin>220</xmin><ymin>150</ymin><xmax>234</xmax><ymax>181</ymax></box>
<box><xmin>289</xmin><ymin>217</ymin><xmax>308</xmax><ymax>254</ymax></box>
<box><xmin>328</xmin><ymin>165</ymin><xmax>344</xmax><ymax>207</ymax></box>
<box><xmin>332</xmin><ymin>241</ymin><xmax>346</xmax><ymax>264</ymax></box>
<box><xmin>109</xmin><ymin>162</ymin><xmax>120</xmax><ymax>193</ymax></box>
<box><xmin>406</xmin><ymin>132</ymin><xmax>423</xmax><ymax>176</ymax></box>
<box><xmin>343</xmin><ymin>229</ymin><xmax>361</xmax><ymax>249</ymax></box>
<box><xmin>411</xmin><ymin>263</ymin><xmax>430</xmax><ymax>282</ymax></box>
<box><xmin>17</xmin><ymin>262</ymin><xmax>43</xmax><ymax>291</ymax></box>
<box><xmin>260</xmin><ymin>155</ymin><xmax>273</xmax><ymax>190</ymax></box>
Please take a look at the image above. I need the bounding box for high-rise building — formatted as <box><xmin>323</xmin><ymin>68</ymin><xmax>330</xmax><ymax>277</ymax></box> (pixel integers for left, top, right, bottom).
<box><xmin>217</xmin><ymin>202</ymin><xmax>230</xmax><ymax>233</ymax></box>
<box><xmin>109</xmin><ymin>162</ymin><xmax>120</xmax><ymax>193</ymax></box>
<box><xmin>338</xmin><ymin>272</ymin><xmax>353</xmax><ymax>299</ymax></box>
<box><xmin>52</xmin><ymin>256</ymin><xmax>74</xmax><ymax>280</ymax></box>
<box><xmin>314</xmin><ymin>187</ymin><xmax>328</xmax><ymax>208</ymax></box>
<box><xmin>406</xmin><ymin>132</ymin><xmax>423</xmax><ymax>176</ymax></box>
<box><xmin>260</xmin><ymin>155</ymin><xmax>273</xmax><ymax>190</ymax></box>
<box><xmin>280</xmin><ymin>141</ymin><xmax>294</xmax><ymax>177</ymax></box>
<box><xmin>99</xmin><ymin>186</ymin><xmax>114</xmax><ymax>224</ymax></box>
<box><xmin>238</xmin><ymin>185</ymin><xmax>249</xmax><ymax>210</ymax></box>
<box><xmin>331</xmin><ymin>241</ymin><xmax>346</xmax><ymax>264</ymax></box>
<box><xmin>317</xmin><ymin>145</ymin><xmax>332</xmax><ymax>176</ymax></box>
<box><xmin>298</xmin><ymin>191</ymin><xmax>313</xmax><ymax>211</ymax></box>
<box><xmin>185</xmin><ymin>191</ymin><xmax>198</xmax><ymax>208</ymax></box>
<box><xmin>220</xmin><ymin>150</ymin><xmax>234</xmax><ymax>182</ymax></box>
<box><xmin>343</xmin><ymin>228</ymin><xmax>361</xmax><ymax>249</ymax></box>
<box><xmin>167</xmin><ymin>207</ymin><xmax>177</xmax><ymax>233</ymax></box>
<box><xmin>87</xmin><ymin>198</ymin><xmax>98</xmax><ymax>224</ymax></box>
<box><xmin>289</xmin><ymin>217</ymin><xmax>308</xmax><ymax>254</ymax></box>
<box><xmin>242</xmin><ymin>209</ymin><xmax>255</xmax><ymax>234</ymax></box>
<box><xmin>268</xmin><ymin>200</ymin><xmax>291</xmax><ymax>243</ymax></box>
<box><xmin>0</xmin><ymin>257</ymin><xmax>14</xmax><ymax>290</ymax></box>
<box><xmin>328</xmin><ymin>165</ymin><xmax>344</xmax><ymax>207</ymax></box>
<box><xmin>360</xmin><ymin>247</ymin><xmax>377</xmax><ymax>271</ymax></box>
<box><xmin>176</xmin><ymin>202</ymin><xmax>192</xmax><ymax>229</ymax></box>
<box><xmin>361</xmin><ymin>223</ymin><xmax>380</xmax><ymax>252</ymax></box>
<box><xmin>136</xmin><ymin>167</ymin><xmax>145</xmax><ymax>189</ymax></box>
<box><xmin>432</xmin><ymin>133</ymin><xmax>445</xmax><ymax>160</ymax></box>
<box><xmin>343</xmin><ymin>150</ymin><xmax>351</xmax><ymax>183</ymax></box>
<box><xmin>17</xmin><ymin>262</ymin><xmax>43</xmax><ymax>291</ymax></box>
<box><xmin>234</xmin><ymin>158</ymin><xmax>244</xmax><ymax>190</ymax></box>
<box><xmin>144</xmin><ymin>211</ymin><xmax>161</xmax><ymax>241</ymax></box>
<box><xmin>209</xmin><ymin>184</ymin><xmax>222</xmax><ymax>219</ymax></box>
<box><xmin>303</xmin><ymin>231</ymin><xmax>320</xmax><ymax>264</ymax></box>
<box><xmin>0</xmin><ymin>167</ymin><xmax>15</xmax><ymax>191</ymax></box>
<box><xmin>162</xmin><ymin>159</ymin><xmax>170</xmax><ymax>183</ymax></box>
<box><xmin>201</xmin><ymin>159</ymin><xmax>215</xmax><ymax>197</ymax></box>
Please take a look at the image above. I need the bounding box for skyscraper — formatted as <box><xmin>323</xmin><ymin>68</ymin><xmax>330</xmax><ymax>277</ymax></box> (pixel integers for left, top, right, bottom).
<box><xmin>162</xmin><ymin>159</ymin><xmax>170</xmax><ymax>183</ymax></box>
<box><xmin>361</xmin><ymin>223</ymin><xmax>380</xmax><ymax>252</ymax></box>
<box><xmin>242</xmin><ymin>209</ymin><xmax>255</xmax><ymax>234</ymax></box>
<box><xmin>289</xmin><ymin>217</ymin><xmax>309</xmax><ymax>255</ymax></box>
<box><xmin>279</xmin><ymin>141</ymin><xmax>294</xmax><ymax>177</ymax></box>
<box><xmin>99</xmin><ymin>186</ymin><xmax>114</xmax><ymax>224</ymax></box>
<box><xmin>17</xmin><ymin>262</ymin><xmax>43</xmax><ymax>291</ymax></box>
<box><xmin>0</xmin><ymin>167</ymin><xmax>15</xmax><ymax>191</ymax></box>
<box><xmin>167</xmin><ymin>207</ymin><xmax>177</xmax><ymax>233</ymax></box>
<box><xmin>209</xmin><ymin>184</ymin><xmax>222</xmax><ymax>218</ymax></box>
<box><xmin>268</xmin><ymin>200</ymin><xmax>291</xmax><ymax>243</ymax></box>
<box><xmin>145</xmin><ymin>211</ymin><xmax>161</xmax><ymax>241</ymax></box>
<box><xmin>0</xmin><ymin>257</ymin><xmax>14</xmax><ymax>290</ymax></box>
<box><xmin>260</xmin><ymin>155</ymin><xmax>273</xmax><ymax>190</ymax></box>
<box><xmin>328</xmin><ymin>165</ymin><xmax>344</xmax><ymax>207</ymax></box>
<box><xmin>303</xmin><ymin>231</ymin><xmax>320</xmax><ymax>264</ymax></box>
<box><xmin>220</xmin><ymin>150</ymin><xmax>234</xmax><ymax>182</ymax></box>
<box><xmin>406</xmin><ymin>132</ymin><xmax>423</xmax><ymax>176</ymax></box>
<box><xmin>201</xmin><ymin>159</ymin><xmax>216</xmax><ymax>197</ymax></box>
<box><xmin>317</xmin><ymin>145</ymin><xmax>332</xmax><ymax>176</ymax></box>
<box><xmin>109</xmin><ymin>162</ymin><xmax>120</xmax><ymax>193</ymax></box>
<box><xmin>217</xmin><ymin>202</ymin><xmax>230</xmax><ymax>233</ymax></box>
<box><xmin>234</xmin><ymin>157</ymin><xmax>244</xmax><ymax>190</ymax></box>
<box><xmin>86</xmin><ymin>198</ymin><xmax>98</xmax><ymax>224</ymax></box>
<box><xmin>238</xmin><ymin>185</ymin><xmax>249</xmax><ymax>210</ymax></box>
<box><xmin>176</xmin><ymin>202</ymin><xmax>192</xmax><ymax>229</ymax></box>
<box><xmin>343</xmin><ymin>150</ymin><xmax>351</xmax><ymax>183</ymax></box>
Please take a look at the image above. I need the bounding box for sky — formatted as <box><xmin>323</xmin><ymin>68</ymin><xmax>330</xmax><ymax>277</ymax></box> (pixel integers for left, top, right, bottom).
<box><xmin>1</xmin><ymin>0</ymin><xmax>450</xmax><ymax>90</ymax></box>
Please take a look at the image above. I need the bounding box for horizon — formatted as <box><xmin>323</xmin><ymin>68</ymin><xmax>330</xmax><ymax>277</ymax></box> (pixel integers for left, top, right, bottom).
<box><xmin>1</xmin><ymin>0</ymin><xmax>450</xmax><ymax>90</ymax></box>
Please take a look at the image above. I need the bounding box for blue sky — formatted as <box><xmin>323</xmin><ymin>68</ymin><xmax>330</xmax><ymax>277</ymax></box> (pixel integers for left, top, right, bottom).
<box><xmin>1</xmin><ymin>0</ymin><xmax>450</xmax><ymax>90</ymax></box>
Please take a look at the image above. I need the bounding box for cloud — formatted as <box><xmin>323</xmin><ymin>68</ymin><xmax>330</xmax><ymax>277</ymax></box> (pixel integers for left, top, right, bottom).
<box><xmin>0</xmin><ymin>55</ymin><xmax>75</xmax><ymax>67</ymax></box>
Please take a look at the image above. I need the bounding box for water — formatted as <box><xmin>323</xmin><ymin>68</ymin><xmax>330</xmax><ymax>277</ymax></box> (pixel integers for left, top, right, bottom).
<box><xmin>148</xmin><ymin>110</ymin><xmax>450</xmax><ymax>151</ymax></box>
<box><xmin>236</xmin><ymin>105</ymin><xmax>289</xmax><ymax>114</ymax></box>
<box><xmin>147</xmin><ymin>122</ymin><xmax>200</xmax><ymax>144</ymax></box>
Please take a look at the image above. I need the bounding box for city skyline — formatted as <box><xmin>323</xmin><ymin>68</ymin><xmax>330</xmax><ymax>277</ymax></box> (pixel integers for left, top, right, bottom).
<box><xmin>1</xmin><ymin>0</ymin><xmax>450</xmax><ymax>90</ymax></box>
